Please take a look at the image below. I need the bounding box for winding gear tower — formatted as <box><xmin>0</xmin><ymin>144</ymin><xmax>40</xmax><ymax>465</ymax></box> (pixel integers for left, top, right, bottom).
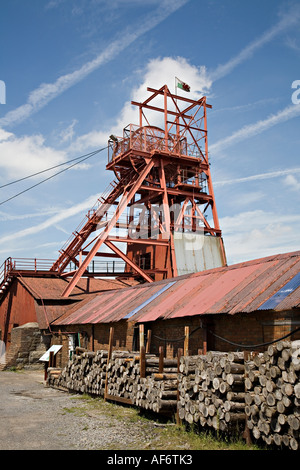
<box><xmin>51</xmin><ymin>84</ymin><xmax>227</xmax><ymax>297</ymax></box>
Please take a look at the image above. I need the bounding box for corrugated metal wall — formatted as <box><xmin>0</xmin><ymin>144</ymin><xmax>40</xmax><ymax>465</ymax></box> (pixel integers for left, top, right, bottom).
<box><xmin>174</xmin><ymin>233</ymin><xmax>225</xmax><ymax>275</ymax></box>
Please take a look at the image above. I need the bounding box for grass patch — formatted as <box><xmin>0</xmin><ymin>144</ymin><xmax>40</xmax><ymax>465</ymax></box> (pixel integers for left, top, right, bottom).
<box><xmin>69</xmin><ymin>394</ymin><xmax>261</xmax><ymax>451</ymax></box>
<box><xmin>7</xmin><ymin>366</ymin><xmax>23</xmax><ymax>372</ymax></box>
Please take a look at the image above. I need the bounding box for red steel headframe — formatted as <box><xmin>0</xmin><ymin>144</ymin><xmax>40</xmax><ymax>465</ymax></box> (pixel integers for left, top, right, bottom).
<box><xmin>51</xmin><ymin>84</ymin><xmax>225</xmax><ymax>298</ymax></box>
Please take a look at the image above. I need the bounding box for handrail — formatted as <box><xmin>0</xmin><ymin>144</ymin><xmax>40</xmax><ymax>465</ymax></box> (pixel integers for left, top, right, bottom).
<box><xmin>108</xmin><ymin>124</ymin><xmax>192</xmax><ymax>163</ymax></box>
<box><xmin>0</xmin><ymin>256</ymin><xmax>127</xmax><ymax>287</ymax></box>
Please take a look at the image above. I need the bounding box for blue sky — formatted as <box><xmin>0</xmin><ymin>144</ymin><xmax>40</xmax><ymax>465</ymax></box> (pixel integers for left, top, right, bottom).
<box><xmin>0</xmin><ymin>0</ymin><xmax>300</xmax><ymax>269</ymax></box>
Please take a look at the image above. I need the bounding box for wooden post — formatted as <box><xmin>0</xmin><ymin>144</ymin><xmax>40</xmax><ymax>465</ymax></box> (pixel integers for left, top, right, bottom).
<box><xmin>104</xmin><ymin>326</ymin><xmax>114</xmax><ymax>401</ymax></box>
<box><xmin>140</xmin><ymin>346</ymin><xmax>146</xmax><ymax>379</ymax></box>
<box><xmin>49</xmin><ymin>351</ymin><xmax>54</xmax><ymax>367</ymax></box>
<box><xmin>146</xmin><ymin>329</ymin><xmax>152</xmax><ymax>354</ymax></box>
<box><xmin>139</xmin><ymin>324</ymin><xmax>144</xmax><ymax>350</ymax></box>
<box><xmin>139</xmin><ymin>324</ymin><xmax>145</xmax><ymax>378</ymax></box>
<box><xmin>159</xmin><ymin>346</ymin><xmax>164</xmax><ymax>373</ymax></box>
<box><xmin>176</xmin><ymin>348</ymin><xmax>183</xmax><ymax>425</ymax></box>
<box><xmin>44</xmin><ymin>362</ymin><xmax>48</xmax><ymax>381</ymax></box>
<box><xmin>107</xmin><ymin>327</ymin><xmax>114</xmax><ymax>360</ymax></box>
<box><xmin>202</xmin><ymin>321</ymin><xmax>207</xmax><ymax>355</ymax></box>
<box><xmin>184</xmin><ymin>326</ymin><xmax>189</xmax><ymax>356</ymax></box>
<box><xmin>92</xmin><ymin>324</ymin><xmax>95</xmax><ymax>352</ymax></box>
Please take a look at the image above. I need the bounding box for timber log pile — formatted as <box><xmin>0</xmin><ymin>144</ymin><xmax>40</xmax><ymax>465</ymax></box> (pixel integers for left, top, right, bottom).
<box><xmin>47</xmin><ymin>349</ymin><xmax>109</xmax><ymax>394</ymax></box>
<box><xmin>47</xmin><ymin>343</ymin><xmax>300</xmax><ymax>449</ymax></box>
<box><xmin>47</xmin><ymin>349</ymin><xmax>142</xmax><ymax>398</ymax></box>
<box><xmin>177</xmin><ymin>351</ymin><xmax>246</xmax><ymax>433</ymax></box>
<box><xmin>106</xmin><ymin>351</ymin><xmax>140</xmax><ymax>400</ymax></box>
<box><xmin>47</xmin><ymin>349</ymin><xmax>108</xmax><ymax>394</ymax></box>
<box><xmin>84</xmin><ymin>350</ymin><xmax>108</xmax><ymax>395</ymax></box>
<box><xmin>132</xmin><ymin>357</ymin><xmax>178</xmax><ymax>415</ymax></box>
<box><xmin>245</xmin><ymin>340</ymin><xmax>300</xmax><ymax>450</ymax></box>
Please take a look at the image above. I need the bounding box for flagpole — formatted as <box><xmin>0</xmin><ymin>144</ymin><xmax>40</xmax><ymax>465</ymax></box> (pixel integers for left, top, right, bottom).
<box><xmin>175</xmin><ymin>77</ymin><xmax>179</xmax><ymax>152</ymax></box>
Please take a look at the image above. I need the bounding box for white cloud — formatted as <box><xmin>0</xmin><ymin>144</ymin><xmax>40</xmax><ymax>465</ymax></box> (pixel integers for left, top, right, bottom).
<box><xmin>285</xmin><ymin>36</ymin><xmax>300</xmax><ymax>53</ymax></box>
<box><xmin>284</xmin><ymin>174</ymin><xmax>300</xmax><ymax>192</ymax></box>
<box><xmin>0</xmin><ymin>207</ymin><xmax>64</xmax><ymax>221</ymax></box>
<box><xmin>0</xmin><ymin>128</ymin><xmax>13</xmax><ymax>141</ymax></box>
<box><xmin>0</xmin><ymin>130</ymin><xmax>66</xmax><ymax>180</ymax></box>
<box><xmin>0</xmin><ymin>0</ymin><xmax>189</xmax><ymax>129</ymax></box>
<box><xmin>58</xmin><ymin>119</ymin><xmax>78</xmax><ymax>144</ymax></box>
<box><xmin>0</xmin><ymin>193</ymin><xmax>101</xmax><ymax>244</ymax></box>
<box><xmin>45</xmin><ymin>0</ymin><xmax>66</xmax><ymax>9</ymax></box>
<box><xmin>221</xmin><ymin>210</ymin><xmax>300</xmax><ymax>264</ymax></box>
<box><xmin>70</xmin><ymin>56</ymin><xmax>211</xmax><ymax>152</ymax></box>
<box><xmin>214</xmin><ymin>167</ymin><xmax>300</xmax><ymax>187</ymax></box>
<box><xmin>211</xmin><ymin>97</ymin><xmax>279</xmax><ymax>115</ymax></box>
<box><xmin>121</xmin><ymin>56</ymin><xmax>211</xmax><ymax>121</ymax></box>
<box><xmin>210</xmin><ymin>104</ymin><xmax>300</xmax><ymax>156</ymax></box>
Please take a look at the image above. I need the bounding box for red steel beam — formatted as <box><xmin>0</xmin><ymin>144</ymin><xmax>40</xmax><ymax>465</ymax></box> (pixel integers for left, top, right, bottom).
<box><xmin>106</xmin><ymin>236</ymin><xmax>169</xmax><ymax>246</ymax></box>
<box><xmin>61</xmin><ymin>159</ymin><xmax>155</xmax><ymax>297</ymax></box>
<box><xmin>104</xmin><ymin>240</ymin><xmax>153</xmax><ymax>283</ymax></box>
<box><xmin>146</xmin><ymin>86</ymin><xmax>212</xmax><ymax>108</ymax></box>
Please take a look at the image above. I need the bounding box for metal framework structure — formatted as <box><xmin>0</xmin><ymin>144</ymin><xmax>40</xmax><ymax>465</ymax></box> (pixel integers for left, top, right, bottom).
<box><xmin>50</xmin><ymin>84</ymin><xmax>226</xmax><ymax>297</ymax></box>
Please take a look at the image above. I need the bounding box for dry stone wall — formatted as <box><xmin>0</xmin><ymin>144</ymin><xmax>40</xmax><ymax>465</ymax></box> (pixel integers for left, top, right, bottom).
<box><xmin>4</xmin><ymin>323</ymin><xmax>47</xmax><ymax>369</ymax></box>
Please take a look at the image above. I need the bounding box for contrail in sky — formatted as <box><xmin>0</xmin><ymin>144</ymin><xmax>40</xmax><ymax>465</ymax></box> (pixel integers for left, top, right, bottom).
<box><xmin>0</xmin><ymin>0</ymin><xmax>189</xmax><ymax>128</ymax></box>
<box><xmin>0</xmin><ymin>193</ymin><xmax>100</xmax><ymax>243</ymax></box>
<box><xmin>210</xmin><ymin>103</ymin><xmax>300</xmax><ymax>155</ymax></box>
<box><xmin>210</xmin><ymin>6</ymin><xmax>300</xmax><ymax>82</ymax></box>
<box><xmin>214</xmin><ymin>167</ymin><xmax>300</xmax><ymax>187</ymax></box>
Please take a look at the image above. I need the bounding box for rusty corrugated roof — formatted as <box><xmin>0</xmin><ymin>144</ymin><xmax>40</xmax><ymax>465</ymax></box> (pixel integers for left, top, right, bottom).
<box><xmin>53</xmin><ymin>281</ymin><xmax>166</xmax><ymax>325</ymax></box>
<box><xmin>52</xmin><ymin>250</ymin><xmax>300</xmax><ymax>326</ymax></box>
<box><xmin>15</xmin><ymin>276</ymin><xmax>139</xmax><ymax>329</ymax></box>
<box><xmin>18</xmin><ymin>276</ymin><xmax>138</xmax><ymax>300</ymax></box>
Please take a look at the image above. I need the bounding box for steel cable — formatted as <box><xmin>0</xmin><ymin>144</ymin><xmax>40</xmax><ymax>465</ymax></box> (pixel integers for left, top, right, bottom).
<box><xmin>0</xmin><ymin>146</ymin><xmax>107</xmax><ymax>206</ymax></box>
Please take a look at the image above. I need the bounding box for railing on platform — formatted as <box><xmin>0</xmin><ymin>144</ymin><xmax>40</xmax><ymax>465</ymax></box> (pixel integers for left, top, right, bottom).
<box><xmin>108</xmin><ymin>124</ymin><xmax>193</xmax><ymax>163</ymax></box>
<box><xmin>0</xmin><ymin>256</ymin><xmax>127</xmax><ymax>287</ymax></box>
<box><xmin>67</xmin><ymin>259</ymin><xmax>126</xmax><ymax>274</ymax></box>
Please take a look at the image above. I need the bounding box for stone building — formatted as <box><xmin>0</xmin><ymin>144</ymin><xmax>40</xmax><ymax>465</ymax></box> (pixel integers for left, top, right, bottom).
<box><xmin>0</xmin><ymin>275</ymin><xmax>137</xmax><ymax>369</ymax></box>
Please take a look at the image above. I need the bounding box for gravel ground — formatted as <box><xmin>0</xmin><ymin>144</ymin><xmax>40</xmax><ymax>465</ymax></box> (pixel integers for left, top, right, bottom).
<box><xmin>0</xmin><ymin>369</ymin><xmax>170</xmax><ymax>451</ymax></box>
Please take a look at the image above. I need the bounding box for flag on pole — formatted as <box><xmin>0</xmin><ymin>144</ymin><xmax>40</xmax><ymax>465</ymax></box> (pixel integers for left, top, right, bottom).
<box><xmin>176</xmin><ymin>77</ymin><xmax>190</xmax><ymax>92</ymax></box>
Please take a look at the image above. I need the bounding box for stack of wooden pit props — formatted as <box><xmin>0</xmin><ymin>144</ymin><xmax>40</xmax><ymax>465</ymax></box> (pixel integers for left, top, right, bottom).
<box><xmin>105</xmin><ymin>351</ymin><xmax>140</xmax><ymax>401</ymax></box>
<box><xmin>177</xmin><ymin>351</ymin><xmax>246</xmax><ymax>432</ymax></box>
<box><xmin>245</xmin><ymin>340</ymin><xmax>300</xmax><ymax>450</ymax></box>
<box><xmin>131</xmin><ymin>356</ymin><xmax>178</xmax><ymax>415</ymax></box>
<box><xmin>47</xmin><ymin>341</ymin><xmax>300</xmax><ymax>450</ymax></box>
<box><xmin>47</xmin><ymin>348</ymin><xmax>101</xmax><ymax>393</ymax></box>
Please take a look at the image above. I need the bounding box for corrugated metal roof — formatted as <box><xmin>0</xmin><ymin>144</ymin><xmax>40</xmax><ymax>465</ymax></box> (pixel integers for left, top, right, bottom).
<box><xmin>18</xmin><ymin>276</ymin><xmax>138</xmax><ymax>300</ymax></box>
<box><xmin>53</xmin><ymin>281</ymin><xmax>166</xmax><ymax>325</ymax></box>
<box><xmin>258</xmin><ymin>272</ymin><xmax>300</xmax><ymax>310</ymax></box>
<box><xmin>124</xmin><ymin>281</ymin><xmax>177</xmax><ymax>319</ymax></box>
<box><xmin>13</xmin><ymin>276</ymin><xmax>138</xmax><ymax>329</ymax></box>
<box><xmin>52</xmin><ymin>250</ymin><xmax>300</xmax><ymax>326</ymax></box>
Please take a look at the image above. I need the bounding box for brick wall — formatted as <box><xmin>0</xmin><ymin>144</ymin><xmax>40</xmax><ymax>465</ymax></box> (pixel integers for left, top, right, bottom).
<box><xmin>50</xmin><ymin>321</ymin><xmax>136</xmax><ymax>367</ymax></box>
<box><xmin>50</xmin><ymin>308</ymin><xmax>300</xmax><ymax>364</ymax></box>
<box><xmin>212</xmin><ymin>309</ymin><xmax>300</xmax><ymax>352</ymax></box>
<box><xmin>149</xmin><ymin>317</ymin><xmax>204</xmax><ymax>358</ymax></box>
<box><xmin>138</xmin><ymin>309</ymin><xmax>300</xmax><ymax>358</ymax></box>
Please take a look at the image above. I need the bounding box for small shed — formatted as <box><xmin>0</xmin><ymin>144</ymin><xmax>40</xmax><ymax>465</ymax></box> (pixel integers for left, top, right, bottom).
<box><xmin>51</xmin><ymin>250</ymin><xmax>300</xmax><ymax>364</ymax></box>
